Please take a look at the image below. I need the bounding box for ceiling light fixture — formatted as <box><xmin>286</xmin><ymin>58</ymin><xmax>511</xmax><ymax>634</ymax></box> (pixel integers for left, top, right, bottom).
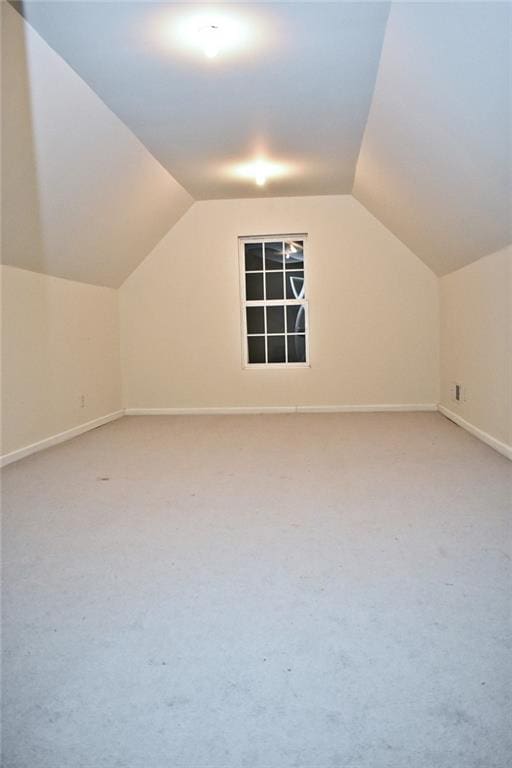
<box><xmin>255</xmin><ymin>166</ymin><xmax>267</xmax><ymax>187</ymax></box>
<box><xmin>164</xmin><ymin>12</ymin><xmax>261</xmax><ymax>62</ymax></box>
<box><xmin>238</xmin><ymin>159</ymin><xmax>281</xmax><ymax>187</ymax></box>
<box><xmin>230</xmin><ymin>156</ymin><xmax>294</xmax><ymax>188</ymax></box>
<box><xmin>198</xmin><ymin>24</ymin><xmax>221</xmax><ymax>58</ymax></box>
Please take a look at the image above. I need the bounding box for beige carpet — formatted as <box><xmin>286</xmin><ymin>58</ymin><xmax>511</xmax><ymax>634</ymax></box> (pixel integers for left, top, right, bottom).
<box><xmin>2</xmin><ymin>412</ymin><xmax>511</xmax><ymax>768</ymax></box>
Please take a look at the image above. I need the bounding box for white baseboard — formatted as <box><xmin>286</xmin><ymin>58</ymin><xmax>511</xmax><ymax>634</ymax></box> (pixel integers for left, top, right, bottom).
<box><xmin>125</xmin><ymin>406</ymin><xmax>296</xmax><ymax>415</ymax></box>
<box><xmin>125</xmin><ymin>403</ymin><xmax>438</xmax><ymax>416</ymax></box>
<box><xmin>297</xmin><ymin>404</ymin><xmax>437</xmax><ymax>413</ymax></box>
<box><xmin>438</xmin><ymin>405</ymin><xmax>512</xmax><ymax>461</ymax></box>
<box><xmin>0</xmin><ymin>410</ymin><xmax>125</xmax><ymax>468</ymax></box>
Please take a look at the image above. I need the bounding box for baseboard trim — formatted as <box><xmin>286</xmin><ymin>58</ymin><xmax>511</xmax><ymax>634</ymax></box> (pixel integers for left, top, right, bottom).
<box><xmin>0</xmin><ymin>410</ymin><xmax>125</xmax><ymax>468</ymax></box>
<box><xmin>125</xmin><ymin>404</ymin><xmax>438</xmax><ymax>416</ymax></box>
<box><xmin>125</xmin><ymin>406</ymin><xmax>296</xmax><ymax>415</ymax></box>
<box><xmin>297</xmin><ymin>404</ymin><xmax>437</xmax><ymax>413</ymax></box>
<box><xmin>438</xmin><ymin>405</ymin><xmax>512</xmax><ymax>461</ymax></box>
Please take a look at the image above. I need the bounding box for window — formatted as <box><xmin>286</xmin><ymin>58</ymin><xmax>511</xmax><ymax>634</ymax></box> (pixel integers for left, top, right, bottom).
<box><xmin>240</xmin><ymin>235</ymin><xmax>309</xmax><ymax>367</ymax></box>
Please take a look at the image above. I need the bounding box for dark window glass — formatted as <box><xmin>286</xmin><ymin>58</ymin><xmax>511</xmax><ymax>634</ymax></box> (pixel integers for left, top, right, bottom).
<box><xmin>245</xmin><ymin>243</ymin><xmax>263</xmax><ymax>271</ymax></box>
<box><xmin>286</xmin><ymin>271</ymin><xmax>305</xmax><ymax>299</ymax></box>
<box><xmin>243</xmin><ymin>238</ymin><xmax>307</xmax><ymax>366</ymax></box>
<box><xmin>266</xmin><ymin>306</ymin><xmax>285</xmax><ymax>334</ymax></box>
<box><xmin>286</xmin><ymin>305</ymin><xmax>306</xmax><ymax>334</ymax></box>
<box><xmin>285</xmin><ymin>240</ymin><xmax>304</xmax><ymax>270</ymax></box>
<box><xmin>246</xmin><ymin>307</ymin><xmax>265</xmax><ymax>334</ymax></box>
<box><xmin>287</xmin><ymin>334</ymin><xmax>306</xmax><ymax>363</ymax></box>
<box><xmin>246</xmin><ymin>273</ymin><xmax>264</xmax><ymax>301</ymax></box>
<box><xmin>265</xmin><ymin>241</ymin><xmax>283</xmax><ymax>270</ymax></box>
<box><xmin>266</xmin><ymin>272</ymin><xmax>284</xmax><ymax>300</ymax></box>
<box><xmin>268</xmin><ymin>335</ymin><xmax>286</xmax><ymax>363</ymax></box>
<box><xmin>248</xmin><ymin>336</ymin><xmax>266</xmax><ymax>364</ymax></box>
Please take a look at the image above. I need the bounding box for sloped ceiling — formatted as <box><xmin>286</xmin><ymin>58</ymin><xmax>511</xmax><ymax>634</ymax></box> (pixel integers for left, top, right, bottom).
<box><xmin>2</xmin><ymin>1</ymin><xmax>511</xmax><ymax>283</ymax></box>
<box><xmin>353</xmin><ymin>1</ymin><xmax>512</xmax><ymax>276</ymax></box>
<box><xmin>10</xmin><ymin>1</ymin><xmax>391</xmax><ymax>200</ymax></box>
<box><xmin>1</xmin><ymin>2</ymin><xmax>193</xmax><ymax>288</ymax></box>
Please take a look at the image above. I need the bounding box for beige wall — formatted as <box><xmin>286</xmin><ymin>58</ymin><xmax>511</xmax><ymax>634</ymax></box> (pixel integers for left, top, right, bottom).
<box><xmin>120</xmin><ymin>195</ymin><xmax>439</xmax><ymax>409</ymax></box>
<box><xmin>1</xmin><ymin>266</ymin><xmax>122</xmax><ymax>457</ymax></box>
<box><xmin>3</xmin><ymin>195</ymin><xmax>510</xmax><ymax>459</ymax></box>
<box><xmin>440</xmin><ymin>245</ymin><xmax>512</xmax><ymax>447</ymax></box>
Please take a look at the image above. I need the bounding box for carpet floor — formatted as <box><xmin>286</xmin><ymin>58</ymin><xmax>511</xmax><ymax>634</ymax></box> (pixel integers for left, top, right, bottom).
<box><xmin>1</xmin><ymin>412</ymin><xmax>511</xmax><ymax>768</ymax></box>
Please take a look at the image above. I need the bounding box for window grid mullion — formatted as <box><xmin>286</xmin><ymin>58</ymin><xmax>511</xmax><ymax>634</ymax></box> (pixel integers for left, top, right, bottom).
<box><xmin>246</xmin><ymin>299</ymin><xmax>305</xmax><ymax>306</ymax></box>
<box><xmin>262</xmin><ymin>242</ymin><xmax>268</xmax><ymax>363</ymax></box>
<box><xmin>246</xmin><ymin>332</ymin><xmax>306</xmax><ymax>337</ymax></box>
<box><xmin>284</xmin><ymin>257</ymin><xmax>288</xmax><ymax>362</ymax></box>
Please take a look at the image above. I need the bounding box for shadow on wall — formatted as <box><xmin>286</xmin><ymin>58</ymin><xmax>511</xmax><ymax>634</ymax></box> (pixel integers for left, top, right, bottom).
<box><xmin>1</xmin><ymin>1</ymin><xmax>56</xmax><ymax>448</ymax></box>
<box><xmin>2</xmin><ymin>0</ymin><xmax>45</xmax><ymax>271</ymax></box>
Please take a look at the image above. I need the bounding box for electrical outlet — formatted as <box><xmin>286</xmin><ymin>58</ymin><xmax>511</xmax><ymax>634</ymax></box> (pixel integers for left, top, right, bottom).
<box><xmin>450</xmin><ymin>382</ymin><xmax>465</xmax><ymax>403</ymax></box>
<box><xmin>80</xmin><ymin>395</ymin><xmax>86</xmax><ymax>408</ymax></box>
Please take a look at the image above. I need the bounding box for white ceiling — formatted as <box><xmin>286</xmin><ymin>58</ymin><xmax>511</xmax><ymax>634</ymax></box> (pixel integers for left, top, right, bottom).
<box><xmin>13</xmin><ymin>1</ymin><xmax>391</xmax><ymax>200</ymax></box>
<box><xmin>4</xmin><ymin>1</ymin><xmax>512</xmax><ymax>281</ymax></box>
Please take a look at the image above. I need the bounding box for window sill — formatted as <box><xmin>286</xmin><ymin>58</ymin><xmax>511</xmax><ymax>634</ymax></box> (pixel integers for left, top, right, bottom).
<box><xmin>243</xmin><ymin>363</ymin><xmax>311</xmax><ymax>370</ymax></box>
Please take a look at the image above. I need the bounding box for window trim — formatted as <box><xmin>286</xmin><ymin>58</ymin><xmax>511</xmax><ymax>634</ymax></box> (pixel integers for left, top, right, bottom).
<box><xmin>238</xmin><ymin>234</ymin><xmax>310</xmax><ymax>369</ymax></box>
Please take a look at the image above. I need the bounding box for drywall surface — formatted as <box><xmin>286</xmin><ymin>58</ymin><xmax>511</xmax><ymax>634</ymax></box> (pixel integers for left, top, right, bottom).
<box><xmin>1</xmin><ymin>2</ymin><xmax>192</xmax><ymax>288</ymax></box>
<box><xmin>353</xmin><ymin>2</ymin><xmax>511</xmax><ymax>275</ymax></box>
<box><xmin>14</xmin><ymin>1</ymin><xmax>390</xmax><ymax>200</ymax></box>
<box><xmin>120</xmin><ymin>195</ymin><xmax>439</xmax><ymax>409</ymax></box>
<box><xmin>0</xmin><ymin>265</ymin><xmax>122</xmax><ymax>456</ymax></box>
<box><xmin>440</xmin><ymin>245</ymin><xmax>512</xmax><ymax>447</ymax></box>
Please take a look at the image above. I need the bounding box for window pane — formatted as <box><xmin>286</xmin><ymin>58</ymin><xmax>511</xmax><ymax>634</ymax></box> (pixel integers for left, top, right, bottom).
<box><xmin>286</xmin><ymin>305</ymin><xmax>306</xmax><ymax>334</ymax></box>
<box><xmin>266</xmin><ymin>305</ymin><xmax>285</xmax><ymax>333</ymax></box>
<box><xmin>287</xmin><ymin>334</ymin><xmax>306</xmax><ymax>363</ymax></box>
<box><xmin>246</xmin><ymin>307</ymin><xmax>265</xmax><ymax>334</ymax></box>
<box><xmin>266</xmin><ymin>272</ymin><xmax>284</xmax><ymax>300</ymax></box>
<box><xmin>242</xmin><ymin>237</ymin><xmax>307</xmax><ymax>368</ymax></box>
<box><xmin>265</xmin><ymin>241</ymin><xmax>283</xmax><ymax>270</ymax></box>
<box><xmin>286</xmin><ymin>271</ymin><xmax>305</xmax><ymax>299</ymax></box>
<box><xmin>245</xmin><ymin>243</ymin><xmax>263</xmax><ymax>271</ymax></box>
<box><xmin>285</xmin><ymin>240</ymin><xmax>304</xmax><ymax>270</ymax></box>
<box><xmin>248</xmin><ymin>336</ymin><xmax>266</xmax><ymax>364</ymax></box>
<box><xmin>246</xmin><ymin>273</ymin><xmax>264</xmax><ymax>301</ymax></box>
<box><xmin>268</xmin><ymin>335</ymin><xmax>286</xmax><ymax>363</ymax></box>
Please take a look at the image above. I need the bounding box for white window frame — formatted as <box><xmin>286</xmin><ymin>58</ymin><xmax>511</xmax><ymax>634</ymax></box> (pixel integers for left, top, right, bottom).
<box><xmin>239</xmin><ymin>234</ymin><xmax>310</xmax><ymax>369</ymax></box>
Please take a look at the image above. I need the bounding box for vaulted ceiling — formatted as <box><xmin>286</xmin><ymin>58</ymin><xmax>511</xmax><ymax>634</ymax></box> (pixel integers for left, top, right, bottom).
<box><xmin>9</xmin><ymin>1</ymin><xmax>391</xmax><ymax>200</ymax></box>
<box><xmin>2</xmin><ymin>1</ymin><xmax>511</xmax><ymax>285</ymax></box>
